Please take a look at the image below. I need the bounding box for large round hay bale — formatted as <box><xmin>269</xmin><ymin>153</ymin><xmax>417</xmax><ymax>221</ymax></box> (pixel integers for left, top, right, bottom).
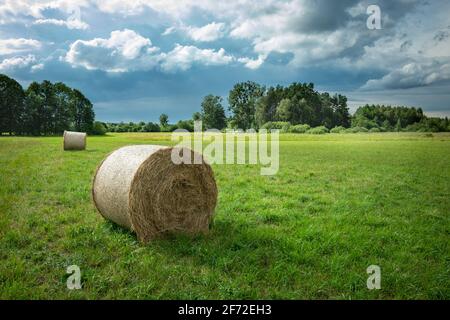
<box><xmin>63</xmin><ymin>131</ymin><xmax>86</xmax><ymax>150</ymax></box>
<box><xmin>92</xmin><ymin>145</ymin><xmax>218</xmax><ymax>242</ymax></box>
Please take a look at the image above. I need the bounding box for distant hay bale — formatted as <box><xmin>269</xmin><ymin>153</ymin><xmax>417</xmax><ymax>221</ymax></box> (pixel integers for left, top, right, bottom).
<box><xmin>92</xmin><ymin>145</ymin><xmax>218</xmax><ymax>243</ymax></box>
<box><xmin>63</xmin><ymin>131</ymin><xmax>86</xmax><ymax>150</ymax></box>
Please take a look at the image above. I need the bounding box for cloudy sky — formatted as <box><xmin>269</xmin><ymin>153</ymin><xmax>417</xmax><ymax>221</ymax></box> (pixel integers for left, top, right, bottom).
<box><xmin>1</xmin><ymin>0</ymin><xmax>449</xmax><ymax>122</ymax></box>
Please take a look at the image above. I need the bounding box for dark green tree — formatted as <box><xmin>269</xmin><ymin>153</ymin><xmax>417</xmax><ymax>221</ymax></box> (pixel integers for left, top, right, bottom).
<box><xmin>71</xmin><ymin>89</ymin><xmax>94</xmax><ymax>133</ymax></box>
<box><xmin>255</xmin><ymin>85</ymin><xmax>284</xmax><ymax>127</ymax></box>
<box><xmin>92</xmin><ymin>121</ymin><xmax>107</xmax><ymax>135</ymax></box>
<box><xmin>0</xmin><ymin>74</ymin><xmax>25</xmax><ymax>135</ymax></box>
<box><xmin>201</xmin><ymin>95</ymin><xmax>227</xmax><ymax>130</ymax></box>
<box><xmin>228</xmin><ymin>81</ymin><xmax>264</xmax><ymax>130</ymax></box>
<box><xmin>23</xmin><ymin>80</ymin><xmax>94</xmax><ymax>135</ymax></box>
<box><xmin>177</xmin><ymin>119</ymin><xmax>194</xmax><ymax>132</ymax></box>
<box><xmin>159</xmin><ymin>113</ymin><xmax>169</xmax><ymax>128</ymax></box>
<box><xmin>53</xmin><ymin>82</ymin><xmax>73</xmax><ymax>134</ymax></box>
<box><xmin>143</xmin><ymin>122</ymin><xmax>160</xmax><ymax>132</ymax></box>
<box><xmin>275</xmin><ymin>98</ymin><xmax>292</xmax><ymax>122</ymax></box>
<box><xmin>25</xmin><ymin>81</ymin><xmax>47</xmax><ymax>135</ymax></box>
<box><xmin>23</xmin><ymin>90</ymin><xmax>44</xmax><ymax>135</ymax></box>
<box><xmin>192</xmin><ymin>112</ymin><xmax>201</xmax><ymax>121</ymax></box>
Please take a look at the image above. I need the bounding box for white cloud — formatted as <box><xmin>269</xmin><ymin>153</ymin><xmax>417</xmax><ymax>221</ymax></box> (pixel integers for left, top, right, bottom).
<box><xmin>65</xmin><ymin>29</ymin><xmax>235</xmax><ymax>73</ymax></box>
<box><xmin>64</xmin><ymin>29</ymin><xmax>160</xmax><ymax>72</ymax></box>
<box><xmin>0</xmin><ymin>38</ymin><xmax>41</xmax><ymax>55</ymax></box>
<box><xmin>31</xmin><ymin>62</ymin><xmax>44</xmax><ymax>72</ymax></box>
<box><xmin>34</xmin><ymin>18</ymin><xmax>89</xmax><ymax>30</ymax></box>
<box><xmin>185</xmin><ymin>22</ymin><xmax>226</xmax><ymax>42</ymax></box>
<box><xmin>362</xmin><ymin>60</ymin><xmax>450</xmax><ymax>90</ymax></box>
<box><xmin>92</xmin><ymin>0</ymin><xmax>202</xmax><ymax>18</ymax></box>
<box><xmin>0</xmin><ymin>0</ymin><xmax>90</xmax><ymax>24</ymax></box>
<box><xmin>0</xmin><ymin>54</ymin><xmax>36</xmax><ymax>71</ymax></box>
<box><xmin>160</xmin><ymin>44</ymin><xmax>233</xmax><ymax>72</ymax></box>
<box><xmin>0</xmin><ymin>0</ymin><xmax>42</xmax><ymax>24</ymax></box>
<box><xmin>162</xmin><ymin>22</ymin><xmax>226</xmax><ymax>42</ymax></box>
<box><xmin>238</xmin><ymin>55</ymin><xmax>266</xmax><ymax>69</ymax></box>
<box><xmin>162</xmin><ymin>26</ymin><xmax>176</xmax><ymax>36</ymax></box>
<box><xmin>357</xmin><ymin>1</ymin><xmax>450</xmax><ymax>90</ymax></box>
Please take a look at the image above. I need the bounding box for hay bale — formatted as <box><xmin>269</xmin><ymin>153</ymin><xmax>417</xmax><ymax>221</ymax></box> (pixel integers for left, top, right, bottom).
<box><xmin>63</xmin><ymin>131</ymin><xmax>86</xmax><ymax>150</ymax></box>
<box><xmin>92</xmin><ymin>145</ymin><xmax>218</xmax><ymax>242</ymax></box>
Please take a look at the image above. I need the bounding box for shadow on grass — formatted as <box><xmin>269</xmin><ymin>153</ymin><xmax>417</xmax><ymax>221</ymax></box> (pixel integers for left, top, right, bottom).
<box><xmin>103</xmin><ymin>220</ymin><xmax>135</xmax><ymax>238</ymax></box>
<box><xmin>103</xmin><ymin>216</ymin><xmax>297</xmax><ymax>275</ymax></box>
<box><xmin>100</xmin><ymin>214</ymin><xmax>304</xmax><ymax>298</ymax></box>
<box><xmin>62</xmin><ymin>149</ymin><xmax>99</xmax><ymax>153</ymax></box>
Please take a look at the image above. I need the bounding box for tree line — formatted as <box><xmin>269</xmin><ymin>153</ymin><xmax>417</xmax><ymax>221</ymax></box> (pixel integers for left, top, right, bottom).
<box><xmin>351</xmin><ymin>104</ymin><xmax>449</xmax><ymax>132</ymax></box>
<box><xmin>108</xmin><ymin>80</ymin><xmax>449</xmax><ymax>133</ymax></box>
<box><xmin>0</xmin><ymin>74</ymin><xmax>98</xmax><ymax>135</ymax></box>
<box><xmin>107</xmin><ymin>81</ymin><xmax>351</xmax><ymax>133</ymax></box>
<box><xmin>2</xmin><ymin>74</ymin><xmax>448</xmax><ymax>135</ymax></box>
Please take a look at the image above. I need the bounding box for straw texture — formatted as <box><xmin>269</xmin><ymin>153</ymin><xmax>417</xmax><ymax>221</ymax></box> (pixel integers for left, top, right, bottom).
<box><xmin>63</xmin><ymin>131</ymin><xmax>86</xmax><ymax>150</ymax></box>
<box><xmin>92</xmin><ymin>145</ymin><xmax>218</xmax><ymax>243</ymax></box>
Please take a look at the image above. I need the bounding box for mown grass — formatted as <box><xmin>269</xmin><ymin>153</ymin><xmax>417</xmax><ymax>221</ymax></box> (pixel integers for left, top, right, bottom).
<box><xmin>0</xmin><ymin>132</ymin><xmax>449</xmax><ymax>299</ymax></box>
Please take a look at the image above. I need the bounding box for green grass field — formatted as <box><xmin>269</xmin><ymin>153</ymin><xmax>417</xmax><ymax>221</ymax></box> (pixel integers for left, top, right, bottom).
<box><xmin>0</xmin><ymin>132</ymin><xmax>449</xmax><ymax>299</ymax></box>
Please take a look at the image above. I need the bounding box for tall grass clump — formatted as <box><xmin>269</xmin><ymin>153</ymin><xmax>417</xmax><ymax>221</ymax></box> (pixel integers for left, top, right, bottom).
<box><xmin>330</xmin><ymin>126</ymin><xmax>346</xmax><ymax>133</ymax></box>
<box><xmin>290</xmin><ymin>124</ymin><xmax>310</xmax><ymax>133</ymax></box>
<box><xmin>345</xmin><ymin>127</ymin><xmax>369</xmax><ymax>133</ymax></box>
<box><xmin>260</xmin><ymin>122</ymin><xmax>291</xmax><ymax>133</ymax></box>
<box><xmin>307</xmin><ymin>126</ymin><xmax>329</xmax><ymax>134</ymax></box>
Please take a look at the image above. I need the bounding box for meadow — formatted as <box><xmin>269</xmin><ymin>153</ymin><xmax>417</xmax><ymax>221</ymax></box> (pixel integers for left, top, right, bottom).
<box><xmin>0</xmin><ymin>132</ymin><xmax>449</xmax><ymax>299</ymax></box>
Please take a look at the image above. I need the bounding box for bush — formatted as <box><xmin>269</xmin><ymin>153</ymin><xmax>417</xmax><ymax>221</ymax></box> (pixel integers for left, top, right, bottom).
<box><xmin>346</xmin><ymin>126</ymin><xmax>369</xmax><ymax>133</ymax></box>
<box><xmin>290</xmin><ymin>124</ymin><xmax>310</xmax><ymax>133</ymax></box>
<box><xmin>143</xmin><ymin>122</ymin><xmax>160</xmax><ymax>132</ymax></box>
<box><xmin>160</xmin><ymin>124</ymin><xmax>179</xmax><ymax>132</ymax></box>
<box><xmin>176</xmin><ymin>120</ymin><xmax>194</xmax><ymax>132</ymax></box>
<box><xmin>307</xmin><ymin>126</ymin><xmax>329</xmax><ymax>134</ymax></box>
<box><xmin>281</xmin><ymin>123</ymin><xmax>291</xmax><ymax>133</ymax></box>
<box><xmin>355</xmin><ymin>127</ymin><xmax>369</xmax><ymax>133</ymax></box>
<box><xmin>369</xmin><ymin>127</ymin><xmax>381</xmax><ymax>133</ymax></box>
<box><xmin>343</xmin><ymin>128</ymin><xmax>354</xmax><ymax>133</ymax></box>
<box><xmin>91</xmin><ymin>121</ymin><xmax>107</xmax><ymax>135</ymax></box>
<box><xmin>227</xmin><ymin>119</ymin><xmax>238</xmax><ymax>129</ymax></box>
<box><xmin>260</xmin><ymin>122</ymin><xmax>291</xmax><ymax>132</ymax></box>
<box><xmin>330</xmin><ymin>126</ymin><xmax>346</xmax><ymax>133</ymax></box>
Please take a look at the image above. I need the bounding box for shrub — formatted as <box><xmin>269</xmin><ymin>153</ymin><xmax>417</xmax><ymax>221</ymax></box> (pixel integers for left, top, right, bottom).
<box><xmin>355</xmin><ymin>127</ymin><xmax>369</xmax><ymax>133</ymax></box>
<box><xmin>143</xmin><ymin>122</ymin><xmax>160</xmax><ymax>132</ymax></box>
<box><xmin>167</xmin><ymin>124</ymin><xmax>179</xmax><ymax>132</ymax></box>
<box><xmin>91</xmin><ymin>121</ymin><xmax>107</xmax><ymax>135</ymax></box>
<box><xmin>290</xmin><ymin>124</ymin><xmax>310</xmax><ymax>133</ymax></box>
<box><xmin>346</xmin><ymin>126</ymin><xmax>369</xmax><ymax>133</ymax></box>
<box><xmin>330</xmin><ymin>126</ymin><xmax>346</xmax><ymax>133</ymax></box>
<box><xmin>260</xmin><ymin>122</ymin><xmax>291</xmax><ymax>132</ymax></box>
<box><xmin>343</xmin><ymin>128</ymin><xmax>355</xmax><ymax>133</ymax></box>
<box><xmin>227</xmin><ymin>119</ymin><xmax>238</xmax><ymax>129</ymax></box>
<box><xmin>176</xmin><ymin>120</ymin><xmax>194</xmax><ymax>132</ymax></box>
<box><xmin>160</xmin><ymin>124</ymin><xmax>178</xmax><ymax>132</ymax></box>
<box><xmin>405</xmin><ymin>123</ymin><xmax>419</xmax><ymax>132</ymax></box>
<box><xmin>281</xmin><ymin>123</ymin><xmax>291</xmax><ymax>133</ymax></box>
<box><xmin>307</xmin><ymin>126</ymin><xmax>329</xmax><ymax>134</ymax></box>
<box><xmin>369</xmin><ymin>127</ymin><xmax>381</xmax><ymax>133</ymax></box>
